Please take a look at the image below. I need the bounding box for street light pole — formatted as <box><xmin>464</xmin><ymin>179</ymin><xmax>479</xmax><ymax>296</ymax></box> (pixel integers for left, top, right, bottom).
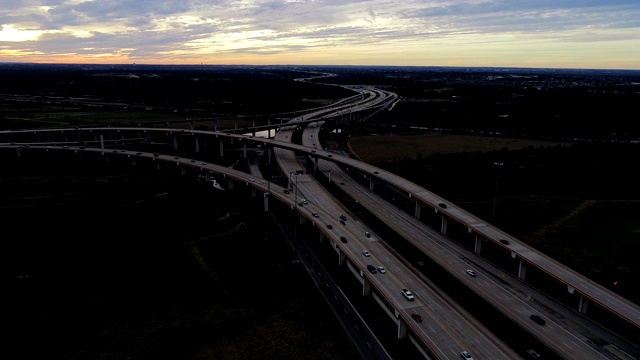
<box><xmin>492</xmin><ymin>162</ymin><xmax>503</xmax><ymax>219</ymax></box>
<box><xmin>290</xmin><ymin>172</ymin><xmax>301</xmax><ymax>244</ymax></box>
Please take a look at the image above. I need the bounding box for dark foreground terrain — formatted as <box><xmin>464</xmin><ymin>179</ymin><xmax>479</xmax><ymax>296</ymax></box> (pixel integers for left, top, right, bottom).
<box><xmin>3</xmin><ymin>158</ymin><xmax>361</xmax><ymax>360</ymax></box>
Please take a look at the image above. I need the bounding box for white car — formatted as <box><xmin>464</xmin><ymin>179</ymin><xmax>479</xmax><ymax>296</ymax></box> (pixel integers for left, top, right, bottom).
<box><xmin>466</xmin><ymin>269</ymin><xmax>477</xmax><ymax>277</ymax></box>
<box><xmin>377</xmin><ymin>266</ymin><xmax>386</xmax><ymax>274</ymax></box>
<box><xmin>301</xmin><ymin>199</ymin><xmax>308</xmax><ymax>204</ymax></box>
<box><xmin>460</xmin><ymin>351</ymin><xmax>474</xmax><ymax>360</ymax></box>
<box><xmin>401</xmin><ymin>288</ymin><xmax>414</xmax><ymax>301</ymax></box>
<box><xmin>363</xmin><ymin>250</ymin><xmax>370</xmax><ymax>257</ymax></box>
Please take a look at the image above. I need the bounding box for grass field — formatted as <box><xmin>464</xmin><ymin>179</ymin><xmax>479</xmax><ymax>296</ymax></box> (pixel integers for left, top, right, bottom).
<box><xmin>347</xmin><ymin>132</ymin><xmax>572</xmax><ymax>163</ymax></box>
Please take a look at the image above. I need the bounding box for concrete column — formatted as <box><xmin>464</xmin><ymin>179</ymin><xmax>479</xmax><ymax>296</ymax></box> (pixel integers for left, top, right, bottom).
<box><xmin>219</xmin><ymin>139</ymin><xmax>224</xmax><ymax>157</ymax></box>
<box><xmin>100</xmin><ymin>134</ymin><xmax>104</xmax><ymax>149</ymax></box>
<box><xmin>578</xmin><ymin>296</ymin><xmax>589</xmax><ymax>314</ymax></box>
<box><xmin>474</xmin><ymin>235</ymin><xmax>482</xmax><ymax>254</ymax></box>
<box><xmin>263</xmin><ymin>193</ymin><xmax>269</xmax><ymax>211</ymax></box>
<box><xmin>440</xmin><ymin>216</ymin><xmax>448</xmax><ymax>235</ymax></box>
<box><xmin>251</xmin><ymin>187</ymin><xmax>256</xmax><ymax>198</ymax></box>
<box><xmin>181</xmin><ymin>166</ymin><xmax>186</xmax><ymax>175</ymax></box>
<box><xmin>234</xmin><ymin>117</ymin><xmax>238</xmax><ymax>129</ymax></box>
<box><xmin>338</xmin><ymin>248</ymin><xmax>346</xmax><ymax>265</ymax></box>
<box><xmin>228</xmin><ymin>178</ymin><xmax>234</xmax><ymax>189</ymax></box>
<box><xmin>369</xmin><ymin>178</ymin><xmax>374</xmax><ymax>191</ymax></box>
<box><xmin>173</xmin><ymin>134</ymin><xmax>178</xmax><ymax>150</ymax></box>
<box><xmin>252</xmin><ymin>119</ymin><xmax>255</xmax><ymax>127</ymax></box>
<box><xmin>414</xmin><ymin>200</ymin><xmax>421</xmax><ymax>219</ymax></box>
<box><xmin>518</xmin><ymin>260</ymin><xmax>527</xmax><ymax>280</ymax></box>
<box><xmin>195</xmin><ymin>136</ymin><xmax>200</xmax><ymax>153</ymax></box>
<box><xmin>313</xmin><ymin>156</ymin><xmax>319</xmax><ymax>175</ymax></box>
<box><xmin>397</xmin><ymin>319</ymin><xmax>407</xmax><ymax>339</ymax></box>
<box><xmin>267</xmin><ymin>147</ymin><xmax>272</xmax><ymax>164</ymax></box>
<box><xmin>212</xmin><ymin>120</ymin><xmax>217</xmax><ymax>132</ymax></box>
<box><xmin>363</xmin><ymin>277</ymin><xmax>371</xmax><ymax>296</ymax></box>
<box><xmin>243</xmin><ymin>143</ymin><xmax>247</xmax><ymax>159</ymax></box>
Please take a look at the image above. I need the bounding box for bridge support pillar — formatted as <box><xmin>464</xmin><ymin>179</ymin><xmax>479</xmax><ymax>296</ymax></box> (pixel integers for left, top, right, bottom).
<box><xmin>195</xmin><ymin>136</ymin><xmax>200</xmax><ymax>153</ymax></box>
<box><xmin>440</xmin><ymin>216</ymin><xmax>448</xmax><ymax>236</ymax></box>
<box><xmin>219</xmin><ymin>140</ymin><xmax>224</xmax><ymax>157</ymax></box>
<box><xmin>578</xmin><ymin>296</ymin><xmax>589</xmax><ymax>314</ymax></box>
<box><xmin>414</xmin><ymin>200</ymin><xmax>421</xmax><ymax>219</ymax></box>
<box><xmin>100</xmin><ymin>134</ymin><xmax>104</xmax><ymax>149</ymax></box>
<box><xmin>474</xmin><ymin>235</ymin><xmax>482</xmax><ymax>254</ymax></box>
<box><xmin>338</xmin><ymin>248</ymin><xmax>346</xmax><ymax>265</ymax></box>
<box><xmin>263</xmin><ymin>193</ymin><xmax>269</xmax><ymax>211</ymax></box>
<box><xmin>173</xmin><ymin>134</ymin><xmax>178</xmax><ymax>150</ymax></box>
<box><xmin>181</xmin><ymin>166</ymin><xmax>186</xmax><ymax>175</ymax></box>
<box><xmin>369</xmin><ymin>178</ymin><xmax>374</xmax><ymax>191</ymax></box>
<box><xmin>251</xmin><ymin>187</ymin><xmax>256</xmax><ymax>198</ymax></box>
<box><xmin>212</xmin><ymin>120</ymin><xmax>217</xmax><ymax>132</ymax></box>
<box><xmin>228</xmin><ymin>178</ymin><xmax>234</xmax><ymax>190</ymax></box>
<box><xmin>397</xmin><ymin>319</ymin><xmax>407</xmax><ymax>339</ymax></box>
<box><xmin>243</xmin><ymin>143</ymin><xmax>247</xmax><ymax>159</ymax></box>
<box><xmin>267</xmin><ymin>147</ymin><xmax>272</xmax><ymax>165</ymax></box>
<box><xmin>362</xmin><ymin>277</ymin><xmax>371</xmax><ymax>296</ymax></box>
<box><xmin>518</xmin><ymin>260</ymin><xmax>527</xmax><ymax>280</ymax></box>
<box><xmin>313</xmin><ymin>156</ymin><xmax>319</xmax><ymax>175</ymax></box>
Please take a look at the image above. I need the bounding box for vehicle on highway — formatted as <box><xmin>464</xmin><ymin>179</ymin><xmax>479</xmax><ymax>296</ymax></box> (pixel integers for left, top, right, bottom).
<box><xmin>340</xmin><ymin>220</ymin><xmax>346</xmax><ymax>225</ymax></box>
<box><xmin>460</xmin><ymin>351</ymin><xmax>473</xmax><ymax>360</ymax></box>
<box><xmin>411</xmin><ymin>312</ymin><xmax>422</xmax><ymax>322</ymax></box>
<box><xmin>365</xmin><ymin>231</ymin><xmax>371</xmax><ymax>238</ymax></box>
<box><xmin>301</xmin><ymin>199</ymin><xmax>308</xmax><ymax>204</ymax></box>
<box><xmin>340</xmin><ymin>236</ymin><xmax>348</xmax><ymax>243</ymax></box>
<box><xmin>363</xmin><ymin>250</ymin><xmax>370</xmax><ymax>257</ymax></box>
<box><xmin>439</xmin><ymin>202</ymin><xmax>447</xmax><ymax>208</ymax></box>
<box><xmin>530</xmin><ymin>314</ymin><xmax>546</xmax><ymax>325</ymax></box>
<box><xmin>500</xmin><ymin>239</ymin><xmax>510</xmax><ymax>245</ymax></box>
<box><xmin>367</xmin><ymin>265</ymin><xmax>377</xmax><ymax>273</ymax></box>
<box><xmin>402</xmin><ymin>289</ymin><xmax>415</xmax><ymax>301</ymax></box>
<box><xmin>466</xmin><ymin>269</ymin><xmax>477</xmax><ymax>277</ymax></box>
<box><xmin>378</xmin><ymin>266</ymin><xmax>386</xmax><ymax>274</ymax></box>
<box><xmin>311</xmin><ymin>212</ymin><xmax>319</xmax><ymax>217</ymax></box>
<box><xmin>340</xmin><ymin>214</ymin><xmax>347</xmax><ymax>221</ymax></box>
<box><xmin>326</xmin><ymin>224</ymin><xmax>333</xmax><ymax>229</ymax></box>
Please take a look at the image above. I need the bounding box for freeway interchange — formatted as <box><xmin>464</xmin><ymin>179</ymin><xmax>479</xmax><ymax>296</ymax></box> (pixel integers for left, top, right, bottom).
<box><xmin>2</xmin><ymin>74</ymin><xmax>639</xmax><ymax>359</ymax></box>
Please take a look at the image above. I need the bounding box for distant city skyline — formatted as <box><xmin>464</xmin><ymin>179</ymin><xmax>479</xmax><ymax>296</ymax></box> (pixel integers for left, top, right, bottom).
<box><xmin>1</xmin><ymin>1</ymin><xmax>639</xmax><ymax>70</ymax></box>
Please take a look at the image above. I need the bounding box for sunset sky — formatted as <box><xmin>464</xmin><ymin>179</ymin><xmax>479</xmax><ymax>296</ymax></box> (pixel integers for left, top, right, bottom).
<box><xmin>1</xmin><ymin>0</ymin><xmax>639</xmax><ymax>69</ymax></box>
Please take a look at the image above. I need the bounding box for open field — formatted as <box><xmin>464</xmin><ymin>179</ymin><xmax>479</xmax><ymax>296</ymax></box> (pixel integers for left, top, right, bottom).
<box><xmin>347</xmin><ymin>133</ymin><xmax>572</xmax><ymax>163</ymax></box>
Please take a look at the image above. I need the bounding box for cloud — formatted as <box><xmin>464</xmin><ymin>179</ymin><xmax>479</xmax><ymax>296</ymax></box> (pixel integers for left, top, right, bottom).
<box><xmin>0</xmin><ymin>0</ymin><xmax>639</xmax><ymax>68</ymax></box>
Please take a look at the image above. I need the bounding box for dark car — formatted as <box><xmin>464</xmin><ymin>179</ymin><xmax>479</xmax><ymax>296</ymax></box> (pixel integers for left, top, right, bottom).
<box><xmin>367</xmin><ymin>265</ymin><xmax>377</xmax><ymax>274</ymax></box>
<box><xmin>411</xmin><ymin>313</ymin><xmax>422</xmax><ymax>322</ymax></box>
<box><xmin>438</xmin><ymin>203</ymin><xmax>447</xmax><ymax>208</ymax></box>
<box><xmin>340</xmin><ymin>236</ymin><xmax>348</xmax><ymax>243</ymax></box>
<box><xmin>326</xmin><ymin>224</ymin><xmax>333</xmax><ymax>229</ymax></box>
<box><xmin>340</xmin><ymin>220</ymin><xmax>346</xmax><ymax>225</ymax></box>
<box><xmin>530</xmin><ymin>314</ymin><xmax>546</xmax><ymax>325</ymax></box>
<box><xmin>500</xmin><ymin>239</ymin><xmax>510</xmax><ymax>245</ymax></box>
<box><xmin>340</xmin><ymin>215</ymin><xmax>347</xmax><ymax>221</ymax></box>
